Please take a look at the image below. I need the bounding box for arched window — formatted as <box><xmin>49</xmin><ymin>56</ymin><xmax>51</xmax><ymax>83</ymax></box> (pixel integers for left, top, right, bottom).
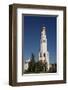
<box><xmin>44</xmin><ymin>53</ymin><xmax>45</xmax><ymax>57</ymax></box>
<box><xmin>40</xmin><ymin>53</ymin><xmax>42</xmax><ymax>57</ymax></box>
<box><xmin>43</xmin><ymin>40</ymin><xmax>45</xmax><ymax>42</ymax></box>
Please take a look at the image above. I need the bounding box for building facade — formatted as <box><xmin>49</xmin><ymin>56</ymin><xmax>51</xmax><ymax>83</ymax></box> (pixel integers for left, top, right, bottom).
<box><xmin>24</xmin><ymin>58</ymin><xmax>30</xmax><ymax>71</ymax></box>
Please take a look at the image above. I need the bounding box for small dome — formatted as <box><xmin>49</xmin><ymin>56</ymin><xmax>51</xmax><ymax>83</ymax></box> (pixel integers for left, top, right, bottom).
<box><xmin>42</xmin><ymin>26</ymin><xmax>46</xmax><ymax>29</ymax></box>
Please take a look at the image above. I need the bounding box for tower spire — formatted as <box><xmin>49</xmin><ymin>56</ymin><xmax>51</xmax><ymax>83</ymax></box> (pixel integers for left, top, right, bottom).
<box><xmin>41</xmin><ymin>24</ymin><xmax>46</xmax><ymax>30</ymax></box>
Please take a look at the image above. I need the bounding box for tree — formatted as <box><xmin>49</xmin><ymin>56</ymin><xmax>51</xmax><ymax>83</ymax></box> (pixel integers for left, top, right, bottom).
<box><xmin>28</xmin><ymin>53</ymin><xmax>35</xmax><ymax>72</ymax></box>
<box><xmin>31</xmin><ymin>53</ymin><xmax>35</xmax><ymax>64</ymax></box>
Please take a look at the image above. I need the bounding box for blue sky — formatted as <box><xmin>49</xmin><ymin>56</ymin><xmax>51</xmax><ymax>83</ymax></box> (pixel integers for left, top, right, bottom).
<box><xmin>23</xmin><ymin>15</ymin><xmax>57</xmax><ymax>64</ymax></box>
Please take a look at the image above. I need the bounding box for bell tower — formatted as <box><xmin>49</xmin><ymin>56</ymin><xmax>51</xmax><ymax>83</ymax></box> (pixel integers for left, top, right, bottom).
<box><xmin>39</xmin><ymin>25</ymin><xmax>49</xmax><ymax>71</ymax></box>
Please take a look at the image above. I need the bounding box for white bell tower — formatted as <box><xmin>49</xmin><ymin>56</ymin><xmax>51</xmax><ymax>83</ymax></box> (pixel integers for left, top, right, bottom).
<box><xmin>39</xmin><ymin>26</ymin><xmax>49</xmax><ymax>71</ymax></box>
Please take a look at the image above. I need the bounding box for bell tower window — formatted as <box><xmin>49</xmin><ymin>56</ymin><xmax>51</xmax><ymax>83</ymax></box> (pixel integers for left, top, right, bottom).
<box><xmin>43</xmin><ymin>40</ymin><xmax>45</xmax><ymax>42</ymax></box>
<box><xmin>44</xmin><ymin>53</ymin><xmax>45</xmax><ymax>57</ymax></box>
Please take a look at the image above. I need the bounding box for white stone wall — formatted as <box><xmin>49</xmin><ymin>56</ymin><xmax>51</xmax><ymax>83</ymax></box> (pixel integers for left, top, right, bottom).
<box><xmin>24</xmin><ymin>63</ymin><xmax>29</xmax><ymax>71</ymax></box>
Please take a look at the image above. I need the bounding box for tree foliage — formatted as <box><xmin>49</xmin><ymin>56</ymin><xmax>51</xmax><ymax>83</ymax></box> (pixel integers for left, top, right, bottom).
<box><xmin>24</xmin><ymin>53</ymin><xmax>57</xmax><ymax>73</ymax></box>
